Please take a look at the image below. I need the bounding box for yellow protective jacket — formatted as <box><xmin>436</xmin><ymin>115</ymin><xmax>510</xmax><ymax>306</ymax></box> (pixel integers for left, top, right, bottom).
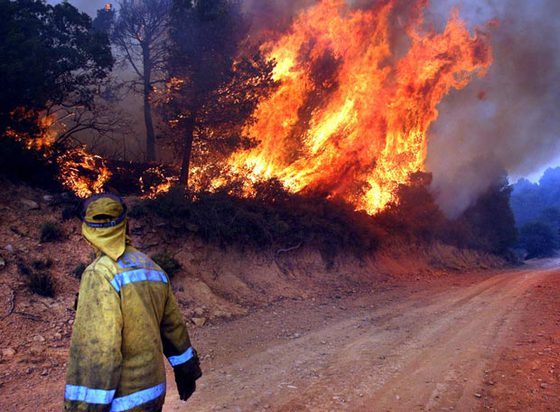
<box><xmin>64</xmin><ymin>245</ymin><xmax>194</xmax><ymax>412</ymax></box>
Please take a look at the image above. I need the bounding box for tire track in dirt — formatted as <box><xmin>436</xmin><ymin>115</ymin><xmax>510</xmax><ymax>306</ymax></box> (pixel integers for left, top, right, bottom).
<box><xmin>165</xmin><ymin>265</ymin><xmax>558</xmax><ymax>412</ymax></box>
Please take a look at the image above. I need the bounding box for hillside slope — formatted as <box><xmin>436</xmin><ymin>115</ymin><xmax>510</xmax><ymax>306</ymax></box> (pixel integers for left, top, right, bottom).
<box><xmin>0</xmin><ymin>180</ymin><xmax>507</xmax><ymax>410</ymax></box>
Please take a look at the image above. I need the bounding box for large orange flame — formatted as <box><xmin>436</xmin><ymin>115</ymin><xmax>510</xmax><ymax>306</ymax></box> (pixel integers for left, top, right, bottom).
<box><xmin>229</xmin><ymin>0</ymin><xmax>492</xmax><ymax>214</ymax></box>
<box><xmin>57</xmin><ymin>147</ymin><xmax>112</xmax><ymax>198</ymax></box>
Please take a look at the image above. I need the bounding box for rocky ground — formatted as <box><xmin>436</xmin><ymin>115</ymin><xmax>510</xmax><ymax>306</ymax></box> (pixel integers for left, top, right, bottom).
<box><xmin>2</xmin><ymin>261</ymin><xmax>559</xmax><ymax>411</ymax></box>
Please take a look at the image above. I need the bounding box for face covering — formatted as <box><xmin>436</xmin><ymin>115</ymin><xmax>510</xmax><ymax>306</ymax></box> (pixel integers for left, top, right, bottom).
<box><xmin>81</xmin><ymin>196</ymin><xmax>128</xmax><ymax>261</ymax></box>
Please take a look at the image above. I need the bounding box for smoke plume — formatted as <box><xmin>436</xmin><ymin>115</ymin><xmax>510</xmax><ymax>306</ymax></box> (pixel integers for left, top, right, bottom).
<box><xmin>425</xmin><ymin>0</ymin><xmax>560</xmax><ymax>216</ymax></box>
<box><xmin>243</xmin><ymin>1</ymin><xmax>559</xmax><ymax>216</ymax></box>
<box><xmin>244</xmin><ymin>0</ymin><xmax>559</xmax><ymax>217</ymax></box>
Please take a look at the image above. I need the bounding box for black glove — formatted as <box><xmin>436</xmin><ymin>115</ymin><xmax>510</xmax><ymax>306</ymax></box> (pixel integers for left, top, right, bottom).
<box><xmin>174</xmin><ymin>349</ymin><xmax>202</xmax><ymax>401</ymax></box>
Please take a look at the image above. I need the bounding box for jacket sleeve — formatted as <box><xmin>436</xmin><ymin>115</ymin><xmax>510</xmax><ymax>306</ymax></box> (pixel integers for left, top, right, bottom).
<box><xmin>64</xmin><ymin>264</ymin><xmax>123</xmax><ymax>412</ymax></box>
<box><xmin>160</xmin><ymin>283</ymin><xmax>198</xmax><ymax>371</ymax></box>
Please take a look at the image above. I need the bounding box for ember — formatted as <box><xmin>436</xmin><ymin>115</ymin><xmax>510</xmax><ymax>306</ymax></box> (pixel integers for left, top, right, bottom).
<box><xmin>5</xmin><ymin>110</ymin><xmax>58</xmax><ymax>151</ymax></box>
<box><xmin>140</xmin><ymin>166</ymin><xmax>178</xmax><ymax>199</ymax></box>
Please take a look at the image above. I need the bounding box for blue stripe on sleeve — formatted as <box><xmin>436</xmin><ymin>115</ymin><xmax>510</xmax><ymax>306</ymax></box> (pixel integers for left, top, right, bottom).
<box><xmin>110</xmin><ymin>383</ymin><xmax>166</xmax><ymax>411</ymax></box>
<box><xmin>110</xmin><ymin>269</ymin><xmax>168</xmax><ymax>292</ymax></box>
<box><xmin>168</xmin><ymin>347</ymin><xmax>194</xmax><ymax>367</ymax></box>
<box><xmin>65</xmin><ymin>384</ymin><xmax>116</xmax><ymax>405</ymax></box>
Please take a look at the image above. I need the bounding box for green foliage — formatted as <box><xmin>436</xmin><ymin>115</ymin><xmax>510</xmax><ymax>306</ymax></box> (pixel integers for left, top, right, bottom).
<box><xmin>151</xmin><ymin>250</ymin><xmax>181</xmax><ymax>278</ymax></box>
<box><xmin>459</xmin><ymin>179</ymin><xmax>518</xmax><ymax>256</ymax></box>
<box><xmin>72</xmin><ymin>263</ymin><xmax>87</xmax><ymax>279</ymax></box>
<box><xmin>540</xmin><ymin>207</ymin><xmax>560</xmax><ymax>233</ymax></box>
<box><xmin>511</xmin><ymin>167</ymin><xmax>560</xmax><ymax>227</ymax></box>
<box><xmin>0</xmin><ymin>0</ymin><xmax>113</xmax><ymax>137</ymax></box>
<box><xmin>374</xmin><ymin>173</ymin><xmax>447</xmax><ymax>242</ymax></box>
<box><xmin>92</xmin><ymin>5</ymin><xmax>115</xmax><ymax>34</ymax></box>
<box><xmin>518</xmin><ymin>221</ymin><xmax>559</xmax><ymax>259</ymax></box>
<box><xmin>374</xmin><ymin>173</ymin><xmax>518</xmax><ymax>258</ymax></box>
<box><xmin>40</xmin><ymin>221</ymin><xmax>64</xmax><ymax>243</ymax></box>
<box><xmin>133</xmin><ymin>172</ymin><xmax>519</xmax><ymax>261</ymax></box>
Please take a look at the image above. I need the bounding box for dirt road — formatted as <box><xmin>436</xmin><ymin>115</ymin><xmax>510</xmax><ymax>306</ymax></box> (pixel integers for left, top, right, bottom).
<box><xmin>165</xmin><ymin>262</ymin><xmax>560</xmax><ymax>412</ymax></box>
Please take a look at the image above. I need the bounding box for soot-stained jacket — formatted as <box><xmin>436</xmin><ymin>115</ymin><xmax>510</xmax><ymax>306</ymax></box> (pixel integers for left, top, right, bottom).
<box><xmin>64</xmin><ymin>246</ymin><xmax>195</xmax><ymax>411</ymax></box>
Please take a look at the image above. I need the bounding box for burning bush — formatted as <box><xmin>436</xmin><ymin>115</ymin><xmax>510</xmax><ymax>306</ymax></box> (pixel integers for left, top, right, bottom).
<box><xmin>224</xmin><ymin>0</ymin><xmax>493</xmax><ymax>215</ymax></box>
<box><xmin>56</xmin><ymin>148</ymin><xmax>112</xmax><ymax>199</ymax></box>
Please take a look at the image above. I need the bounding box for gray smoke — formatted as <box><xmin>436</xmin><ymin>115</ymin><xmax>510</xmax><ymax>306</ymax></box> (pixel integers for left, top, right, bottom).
<box><xmin>243</xmin><ymin>1</ymin><xmax>560</xmax><ymax>216</ymax></box>
<box><xmin>242</xmin><ymin>0</ymin><xmax>316</xmax><ymax>34</ymax></box>
<box><xmin>47</xmin><ymin>0</ymin><xmax>109</xmax><ymax>16</ymax></box>
<box><xmin>426</xmin><ymin>0</ymin><xmax>560</xmax><ymax>216</ymax></box>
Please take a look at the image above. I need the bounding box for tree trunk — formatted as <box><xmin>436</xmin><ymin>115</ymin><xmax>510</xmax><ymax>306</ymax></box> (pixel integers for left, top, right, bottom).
<box><xmin>142</xmin><ymin>44</ymin><xmax>156</xmax><ymax>162</ymax></box>
<box><xmin>144</xmin><ymin>90</ymin><xmax>156</xmax><ymax>162</ymax></box>
<box><xmin>179</xmin><ymin>112</ymin><xmax>195</xmax><ymax>190</ymax></box>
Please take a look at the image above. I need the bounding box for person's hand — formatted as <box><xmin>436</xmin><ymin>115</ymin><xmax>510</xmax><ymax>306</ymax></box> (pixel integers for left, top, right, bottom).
<box><xmin>173</xmin><ymin>350</ymin><xmax>202</xmax><ymax>401</ymax></box>
<box><xmin>175</xmin><ymin>371</ymin><xmax>196</xmax><ymax>401</ymax></box>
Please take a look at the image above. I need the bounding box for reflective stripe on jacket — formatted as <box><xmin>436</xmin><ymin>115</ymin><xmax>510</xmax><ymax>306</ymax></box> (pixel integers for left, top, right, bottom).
<box><xmin>65</xmin><ymin>246</ymin><xmax>193</xmax><ymax>412</ymax></box>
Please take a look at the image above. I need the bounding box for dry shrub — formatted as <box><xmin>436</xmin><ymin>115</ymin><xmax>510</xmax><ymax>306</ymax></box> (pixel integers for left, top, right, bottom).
<box><xmin>0</xmin><ymin>136</ymin><xmax>60</xmax><ymax>189</ymax></box>
<box><xmin>28</xmin><ymin>271</ymin><xmax>55</xmax><ymax>297</ymax></box>
<box><xmin>17</xmin><ymin>258</ymin><xmax>55</xmax><ymax>297</ymax></box>
<box><xmin>40</xmin><ymin>221</ymin><xmax>64</xmax><ymax>243</ymax></box>
<box><xmin>130</xmin><ymin>180</ymin><xmax>381</xmax><ymax>260</ymax></box>
<box><xmin>131</xmin><ymin>172</ymin><xmax>517</xmax><ymax>261</ymax></box>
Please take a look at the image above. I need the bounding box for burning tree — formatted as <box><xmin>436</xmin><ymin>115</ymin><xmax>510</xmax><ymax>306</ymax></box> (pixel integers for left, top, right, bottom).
<box><xmin>164</xmin><ymin>0</ymin><xmax>275</xmax><ymax>190</ymax></box>
<box><xmin>226</xmin><ymin>0</ymin><xmax>493</xmax><ymax>215</ymax></box>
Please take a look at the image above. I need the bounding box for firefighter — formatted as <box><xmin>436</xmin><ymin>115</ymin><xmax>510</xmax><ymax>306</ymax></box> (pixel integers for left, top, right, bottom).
<box><xmin>64</xmin><ymin>193</ymin><xmax>202</xmax><ymax>412</ymax></box>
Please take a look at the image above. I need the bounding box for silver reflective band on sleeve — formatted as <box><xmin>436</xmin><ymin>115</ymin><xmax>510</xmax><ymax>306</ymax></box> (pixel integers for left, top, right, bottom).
<box><xmin>168</xmin><ymin>346</ymin><xmax>194</xmax><ymax>367</ymax></box>
<box><xmin>65</xmin><ymin>384</ymin><xmax>116</xmax><ymax>405</ymax></box>
<box><xmin>110</xmin><ymin>269</ymin><xmax>168</xmax><ymax>292</ymax></box>
<box><xmin>110</xmin><ymin>383</ymin><xmax>166</xmax><ymax>412</ymax></box>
